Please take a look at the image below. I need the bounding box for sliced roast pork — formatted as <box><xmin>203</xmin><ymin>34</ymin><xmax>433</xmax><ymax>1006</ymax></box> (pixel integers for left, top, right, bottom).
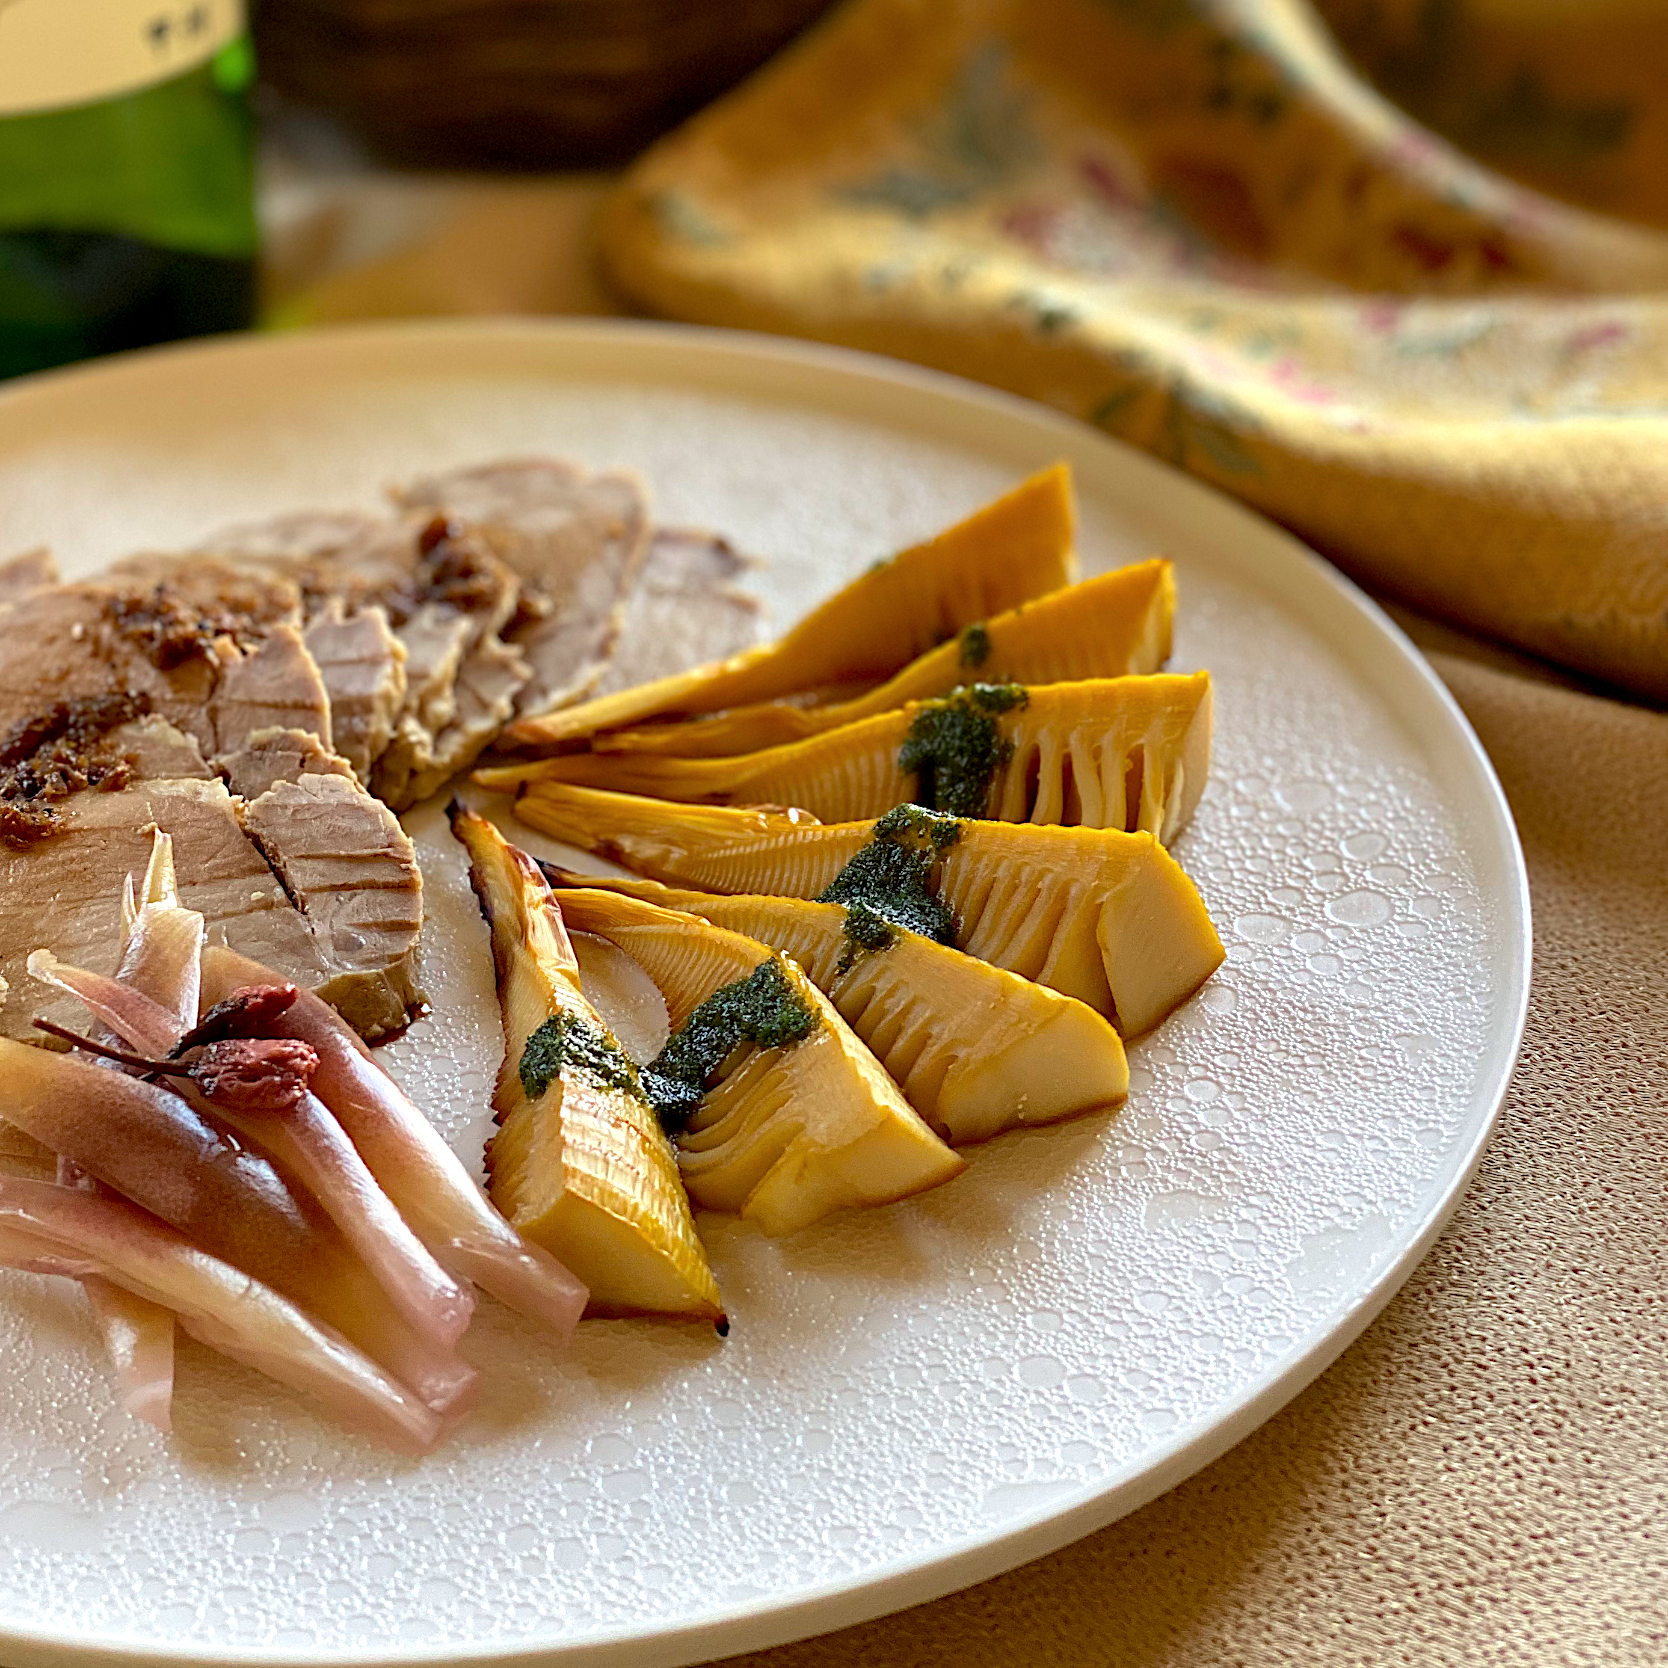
<box><xmin>241</xmin><ymin>772</ymin><xmax>424</xmax><ymax>1036</ymax></box>
<box><xmin>102</xmin><ymin>555</ymin><xmax>303</xmax><ymax>633</ymax></box>
<box><xmin>302</xmin><ymin>603</ymin><xmax>407</xmax><ymax>781</ymax></box>
<box><xmin>0</xmin><ymin>573</ymin><xmax>423</xmax><ymax>1036</ymax></box>
<box><xmin>395</xmin><ymin>459</ymin><xmax>650</xmax><ymax>718</ymax></box>
<box><xmin>103</xmin><ymin>714</ymin><xmax>217</xmax><ymax>781</ymax></box>
<box><xmin>196</xmin><ymin>512</ymin><xmax>448</xmax><ymax>792</ymax></box>
<box><xmin>0</xmin><ymin>583</ymin><xmax>230</xmax><ymax>746</ymax></box>
<box><xmin>196</xmin><ymin>511</ymin><xmax>419</xmax><ymax>615</ymax></box>
<box><xmin>0</xmin><ymin>566</ymin><xmax>324</xmax><ymax>769</ymax></box>
<box><xmin>104</xmin><ymin>555</ymin><xmax>337</xmax><ymax>775</ymax></box>
<box><xmin>0</xmin><ymin>458</ymin><xmax>759</xmax><ymax>1057</ymax></box>
<box><xmin>404</xmin><ymin>631</ymin><xmax>530</xmax><ymax>806</ymax></box>
<box><xmin>229</xmin><ymin>727</ymin><xmax>357</xmax><ymax>803</ymax></box>
<box><xmin>368</xmin><ymin>525</ymin><xmax>526</xmax><ymax>810</ymax></box>
<box><xmin>590</xmin><ymin>528</ymin><xmax>764</xmax><ymax>696</ymax></box>
<box><xmin>213</xmin><ymin>625</ymin><xmax>335</xmax><ymax>799</ymax></box>
<box><xmin>0</xmin><ymin>733</ymin><xmax>325</xmax><ymax>1043</ymax></box>
<box><xmin>196</xmin><ymin>505</ymin><xmax>535</xmax><ymax>809</ymax></box>
<box><xmin>0</xmin><ymin>715</ymin><xmax>421</xmax><ymax>1042</ymax></box>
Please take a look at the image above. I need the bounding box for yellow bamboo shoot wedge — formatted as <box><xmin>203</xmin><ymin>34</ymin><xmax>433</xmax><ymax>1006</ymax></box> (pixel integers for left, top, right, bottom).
<box><xmin>554</xmin><ymin>888</ymin><xmax>964</xmax><ymax>1235</ymax></box>
<box><xmin>594</xmin><ymin>558</ymin><xmax>1176</xmax><ymax>760</ymax></box>
<box><xmin>486</xmin><ymin>673</ymin><xmax>1212</xmax><ymax>844</ymax></box>
<box><xmin>546</xmin><ymin>868</ymin><xmax>1128</xmax><ymax>1146</ymax></box>
<box><xmin>513</xmin><ymin>788</ymin><xmax>1224</xmax><ymax>1037</ymax></box>
<box><xmin>500</xmin><ymin>464</ymin><xmax>1077</xmax><ymax>751</ymax></box>
<box><xmin>450</xmin><ymin>805</ymin><xmax>723</xmax><ymax>1322</ymax></box>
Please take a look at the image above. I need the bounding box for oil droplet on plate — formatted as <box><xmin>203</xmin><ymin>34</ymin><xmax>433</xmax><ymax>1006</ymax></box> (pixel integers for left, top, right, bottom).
<box><xmin>1341</xmin><ymin>831</ymin><xmax>1387</xmax><ymax>860</ymax></box>
<box><xmin>1325</xmin><ymin>889</ymin><xmax>1390</xmax><ymax>927</ymax></box>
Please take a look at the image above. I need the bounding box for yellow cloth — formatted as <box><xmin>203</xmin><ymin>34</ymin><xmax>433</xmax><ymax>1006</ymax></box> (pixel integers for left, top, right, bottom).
<box><xmin>600</xmin><ymin>0</ymin><xmax>1668</xmax><ymax>700</ymax></box>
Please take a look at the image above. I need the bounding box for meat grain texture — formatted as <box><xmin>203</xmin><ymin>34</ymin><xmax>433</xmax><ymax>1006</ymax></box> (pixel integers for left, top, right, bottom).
<box><xmin>0</xmin><ymin>458</ymin><xmax>763</xmax><ymax>1047</ymax></box>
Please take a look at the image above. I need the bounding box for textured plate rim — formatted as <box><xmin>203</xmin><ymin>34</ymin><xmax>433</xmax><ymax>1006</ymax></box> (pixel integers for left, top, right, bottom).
<box><xmin>0</xmin><ymin>318</ymin><xmax>1532</xmax><ymax>1668</ymax></box>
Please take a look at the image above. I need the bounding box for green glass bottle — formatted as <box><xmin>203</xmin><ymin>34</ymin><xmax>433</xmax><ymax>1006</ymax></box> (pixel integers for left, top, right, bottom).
<box><xmin>0</xmin><ymin>0</ymin><xmax>257</xmax><ymax>379</ymax></box>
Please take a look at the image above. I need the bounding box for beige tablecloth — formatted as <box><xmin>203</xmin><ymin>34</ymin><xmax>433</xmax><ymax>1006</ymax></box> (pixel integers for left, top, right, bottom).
<box><xmin>264</xmin><ymin>140</ymin><xmax>1668</xmax><ymax>1668</ymax></box>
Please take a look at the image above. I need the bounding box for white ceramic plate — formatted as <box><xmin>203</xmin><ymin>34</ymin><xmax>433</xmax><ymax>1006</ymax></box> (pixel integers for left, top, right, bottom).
<box><xmin>0</xmin><ymin>321</ymin><xmax>1528</xmax><ymax>1668</ymax></box>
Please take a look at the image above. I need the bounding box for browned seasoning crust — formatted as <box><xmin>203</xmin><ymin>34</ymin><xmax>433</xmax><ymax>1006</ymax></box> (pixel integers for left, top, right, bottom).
<box><xmin>0</xmin><ymin>692</ymin><xmax>153</xmax><ymax>847</ymax></box>
<box><xmin>0</xmin><ymin>457</ymin><xmax>760</xmax><ymax>1041</ymax></box>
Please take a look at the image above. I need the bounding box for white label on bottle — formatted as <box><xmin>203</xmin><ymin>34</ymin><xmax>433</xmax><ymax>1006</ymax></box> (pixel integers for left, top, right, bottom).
<box><xmin>0</xmin><ymin>0</ymin><xmax>243</xmax><ymax>117</ymax></box>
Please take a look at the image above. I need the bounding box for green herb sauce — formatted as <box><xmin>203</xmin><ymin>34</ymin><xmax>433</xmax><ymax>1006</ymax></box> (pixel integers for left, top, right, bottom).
<box><xmin>897</xmin><ymin>682</ymin><xmax>1028</xmax><ymax>817</ymax></box>
<box><xmin>644</xmin><ymin>959</ymin><xmax>818</xmax><ymax>1134</ymax></box>
<box><xmin>835</xmin><ymin>900</ymin><xmax>897</xmax><ymax>973</ymax></box>
<box><xmin>872</xmin><ymin>801</ymin><xmax>966</xmax><ymax>851</ymax></box>
<box><xmin>818</xmin><ymin>802</ymin><xmax>964</xmax><ymax>959</ymax></box>
<box><xmin>519</xmin><ymin>1010</ymin><xmax>642</xmax><ymax>1104</ymax></box>
<box><xmin>958</xmin><ymin>622</ymin><xmax>991</xmax><ymax>669</ymax></box>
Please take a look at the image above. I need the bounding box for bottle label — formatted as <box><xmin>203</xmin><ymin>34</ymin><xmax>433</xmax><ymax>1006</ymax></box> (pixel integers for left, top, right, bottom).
<box><xmin>0</xmin><ymin>0</ymin><xmax>244</xmax><ymax>117</ymax></box>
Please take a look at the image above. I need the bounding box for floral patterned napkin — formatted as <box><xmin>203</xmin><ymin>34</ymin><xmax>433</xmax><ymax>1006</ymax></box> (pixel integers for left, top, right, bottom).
<box><xmin>600</xmin><ymin>0</ymin><xmax>1668</xmax><ymax>700</ymax></box>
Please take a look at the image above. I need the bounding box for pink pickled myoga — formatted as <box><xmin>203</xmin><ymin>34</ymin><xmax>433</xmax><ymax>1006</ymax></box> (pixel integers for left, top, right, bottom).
<box><xmin>28</xmin><ymin>950</ymin><xmax>180</xmax><ymax>1058</ymax></box>
<box><xmin>60</xmin><ymin>1157</ymin><xmax>175</xmax><ymax>1433</ymax></box>
<box><xmin>36</xmin><ymin>978</ymin><xmax>479</xmax><ymax>1353</ymax></box>
<box><xmin>206</xmin><ymin>1085</ymin><xmax>474</xmax><ymax>1351</ymax></box>
<box><xmin>26</xmin><ymin>942</ymin><xmax>477</xmax><ymax>1393</ymax></box>
<box><xmin>200</xmin><ymin>945</ymin><xmax>589</xmax><ymax>1338</ymax></box>
<box><xmin>0</xmin><ymin>1176</ymin><xmax>442</xmax><ymax>1454</ymax></box>
<box><xmin>0</xmin><ymin>1037</ymin><xmax>477</xmax><ymax>1416</ymax></box>
<box><xmin>49</xmin><ymin>831</ymin><xmax>192</xmax><ymax>1434</ymax></box>
<box><xmin>115</xmin><ymin>832</ymin><xmax>203</xmax><ymax>1035</ymax></box>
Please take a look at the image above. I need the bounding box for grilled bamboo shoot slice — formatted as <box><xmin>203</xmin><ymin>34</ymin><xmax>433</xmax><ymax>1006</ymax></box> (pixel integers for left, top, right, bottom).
<box><xmin>548</xmin><ymin>871</ymin><xmax>1128</xmax><ymax>1145</ymax></box>
<box><xmin>592</xmin><ymin>559</ymin><xmax>1176</xmax><ymax>760</ymax></box>
<box><xmin>450</xmin><ymin>806</ymin><xmax>722</xmax><ymax>1322</ymax></box>
<box><xmin>512</xmin><ymin>787</ymin><xmax>1223</xmax><ymax>1037</ymax></box>
<box><xmin>555</xmin><ymin>888</ymin><xmax>964</xmax><ymax>1236</ymax></box>
<box><xmin>500</xmin><ymin>464</ymin><xmax>1077</xmax><ymax>751</ymax></box>
<box><xmin>487</xmin><ymin>673</ymin><xmax>1212</xmax><ymax>842</ymax></box>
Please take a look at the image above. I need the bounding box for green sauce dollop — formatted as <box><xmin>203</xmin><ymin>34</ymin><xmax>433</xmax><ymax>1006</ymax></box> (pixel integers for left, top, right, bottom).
<box><xmin>897</xmin><ymin>682</ymin><xmax>1028</xmax><ymax>817</ymax></box>
<box><xmin>834</xmin><ymin>900</ymin><xmax>897</xmax><ymax>973</ymax></box>
<box><xmin>958</xmin><ymin>622</ymin><xmax>991</xmax><ymax>669</ymax></box>
<box><xmin>519</xmin><ymin>1011</ymin><xmax>642</xmax><ymax>1104</ymax></box>
<box><xmin>818</xmin><ymin>802</ymin><xmax>964</xmax><ymax>967</ymax></box>
<box><xmin>644</xmin><ymin>958</ymin><xmax>818</xmax><ymax>1134</ymax></box>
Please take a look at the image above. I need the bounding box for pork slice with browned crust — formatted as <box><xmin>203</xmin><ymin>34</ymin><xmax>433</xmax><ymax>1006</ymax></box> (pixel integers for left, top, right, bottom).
<box><xmin>394</xmin><ymin>459</ymin><xmax>649</xmax><ymax>719</ymax></box>
<box><xmin>0</xmin><ymin>582</ymin><xmax>227</xmax><ymax>743</ymax></box>
<box><xmin>0</xmin><ymin>730</ymin><xmax>328</xmax><ymax>1043</ymax></box>
<box><xmin>102</xmin><ymin>555</ymin><xmax>305</xmax><ymax>631</ymax></box>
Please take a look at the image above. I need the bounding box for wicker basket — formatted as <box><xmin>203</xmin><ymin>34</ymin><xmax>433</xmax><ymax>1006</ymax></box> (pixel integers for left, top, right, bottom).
<box><xmin>255</xmin><ymin>0</ymin><xmax>838</xmax><ymax>168</ymax></box>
